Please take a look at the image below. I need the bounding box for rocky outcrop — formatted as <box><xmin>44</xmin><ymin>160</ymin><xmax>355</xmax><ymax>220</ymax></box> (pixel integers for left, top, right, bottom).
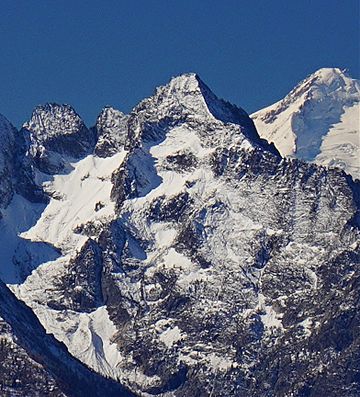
<box><xmin>48</xmin><ymin>239</ymin><xmax>104</xmax><ymax>313</ymax></box>
<box><xmin>22</xmin><ymin>103</ymin><xmax>96</xmax><ymax>174</ymax></box>
<box><xmin>0</xmin><ymin>114</ymin><xmax>17</xmax><ymax>210</ymax></box>
<box><xmin>94</xmin><ymin>106</ymin><xmax>128</xmax><ymax>157</ymax></box>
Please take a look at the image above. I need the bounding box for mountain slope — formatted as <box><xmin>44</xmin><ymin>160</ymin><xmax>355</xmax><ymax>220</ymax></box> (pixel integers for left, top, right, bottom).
<box><xmin>0</xmin><ymin>72</ymin><xmax>359</xmax><ymax>396</ymax></box>
<box><xmin>251</xmin><ymin>68</ymin><xmax>360</xmax><ymax>179</ymax></box>
<box><xmin>0</xmin><ymin>279</ymin><xmax>135</xmax><ymax>397</ymax></box>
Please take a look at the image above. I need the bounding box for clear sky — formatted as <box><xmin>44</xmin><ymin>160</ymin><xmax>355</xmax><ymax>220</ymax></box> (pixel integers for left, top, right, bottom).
<box><xmin>0</xmin><ymin>0</ymin><xmax>358</xmax><ymax>127</ymax></box>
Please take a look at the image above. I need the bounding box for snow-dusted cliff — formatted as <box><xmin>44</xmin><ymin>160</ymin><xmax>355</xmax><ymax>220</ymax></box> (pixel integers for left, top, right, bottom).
<box><xmin>22</xmin><ymin>103</ymin><xmax>96</xmax><ymax>174</ymax></box>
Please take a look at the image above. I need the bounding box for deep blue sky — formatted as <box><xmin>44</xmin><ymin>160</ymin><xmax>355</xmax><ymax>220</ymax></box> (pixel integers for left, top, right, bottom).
<box><xmin>0</xmin><ymin>0</ymin><xmax>358</xmax><ymax>127</ymax></box>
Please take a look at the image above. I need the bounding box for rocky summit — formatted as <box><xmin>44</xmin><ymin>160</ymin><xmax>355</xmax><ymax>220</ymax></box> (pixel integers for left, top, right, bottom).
<box><xmin>0</xmin><ymin>71</ymin><xmax>359</xmax><ymax>397</ymax></box>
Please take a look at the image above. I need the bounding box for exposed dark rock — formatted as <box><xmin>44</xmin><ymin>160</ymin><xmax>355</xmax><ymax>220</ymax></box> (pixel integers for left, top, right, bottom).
<box><xmin>94</xmin><ymin>106</ymin><xmax>128</xmax><ymax>157</ymax></box>
<box><xmin>22</xmin><ymin>103</ymin><xmax>96</xmax><ymax>174</ymax></box>
<box><xmin>49</xmin><ymin>239</ymin><xmax>104</xmax><ymax>313</ymax></box>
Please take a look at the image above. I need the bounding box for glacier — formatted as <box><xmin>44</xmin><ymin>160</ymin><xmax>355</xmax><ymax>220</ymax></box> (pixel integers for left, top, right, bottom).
<box><xmin>252</xmin><ymin>67</ymin><xmax>360</xmax><ymax>180</ymax></box>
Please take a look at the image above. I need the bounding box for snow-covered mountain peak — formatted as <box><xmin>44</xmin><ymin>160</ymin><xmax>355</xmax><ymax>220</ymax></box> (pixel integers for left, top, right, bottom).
<box><xmin>135</xmin><ymin>72</ymin><xmax>215</xmax><ymax>123</ymax></box>
<box><xmin>22</xmin><ymin>103</ymin><xmax>96</xmax><ymax>173</ymax></box>
<box><xmin>94</xmin><ymin>106</ymin><xmax>128</xmax><ymax>157</ymax></box>
<box><xmin>23</xmin><ymin>103</ymin><xmax>86</xmax><ymax>140</ymax></box>
<box><xmin>312</xmin><ymin>67</ymin><xmax>345</xmax><ymax>83</ymax></box>
<box><xmin>97</xmin><ymin>106</ymin><xmax>126</xmax><ymax>123</ymax></box>
<box><xmin>299</xmin><ymin>67</ymin><xmax>358</xmax><ymax>102</ymax></box>
<box><xmin>129</xmin><ymin>73</ymin><xmax>277</xmax><ymax>155</ymax></box>
<box><xmin>166</xmin><ymin>72</ymin><xmax>200</xmax><ymax>93</ymax></box>
<box><xmin>314</xmin><ymin>66</ymin><xmax>343</xmax><ymax>80</ymax></box>
<box><xmin>252</xmin><ymin>68</ymin><xmax>360</xmax><ymax>179</ymax></box>
<box><xmin>154</xmin><ymin>72</ymin><xmax>254</xmax><ymax>125</ymax></box>
<box><xmin>313</xmin><ymin>67</ymin><xmax>352</xmax><ymax>86</ymax></box>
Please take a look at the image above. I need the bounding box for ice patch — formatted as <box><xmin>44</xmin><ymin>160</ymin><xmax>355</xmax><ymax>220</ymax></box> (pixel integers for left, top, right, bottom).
<box><xmin>258</xmin><ymin>294</ymin><xmax>283</xmax><ymax>331</ymax></box>
<box><xmin>299</xmin><ymin>317</ymin><xmax>313</xmax><ymax>337</ymax></box>
<box><xmin>159</xmin><ymin>326</ymin><xmax>183</xmax><ymax>348</ymax></box>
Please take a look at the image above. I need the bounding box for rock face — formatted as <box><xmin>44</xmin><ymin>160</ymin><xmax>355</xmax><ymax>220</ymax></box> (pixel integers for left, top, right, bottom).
<box><xmin>0</xmin><ymin>113</ymin><xmax>47</xmax><ymax>211</ymax></box>
<box><xmin>0</xmin><ymin>115</ymin><xmax>17</xmax><ymax>210</ymax></box>
<box><xmin>48</xmin><ymin>239</ymin><xmax>104</xmax><ymax>313</ymax></box>
<box><xmin>94</xmin><ymin>106</ymin><xmax>128</xmax><ymax>157</ymax></box>
<box><xmin>252</xmin><ymin>68</ymin><xmax>360</xmax><ymax>180</ymax></box>
<box><xmin>0</xmin><ymin>72</ymin><xmax>359</xmax><ymax>396</ymax></box>
<box><xmin>22</xmin><ymin>103</ymin><xmax>96</xmax><ymax>174</ymax></box>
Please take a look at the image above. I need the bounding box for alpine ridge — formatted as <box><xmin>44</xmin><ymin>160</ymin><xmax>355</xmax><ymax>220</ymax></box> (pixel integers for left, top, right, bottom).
<box><xmin>0</xmin><ymin>71</ymin><xmax>359</xmax><ymax>397</ymax></box>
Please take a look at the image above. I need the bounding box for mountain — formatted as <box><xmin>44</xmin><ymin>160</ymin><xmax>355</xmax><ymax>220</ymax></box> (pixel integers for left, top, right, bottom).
<box><xmin>0</xmin><ymin>72</ymin><xmax>359</xmax><ymax>396</ymax></box>
<box><xmin>251</xmin><ymin>68</ymin><xmax>360</xmax><ymax>180</ymax></box>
